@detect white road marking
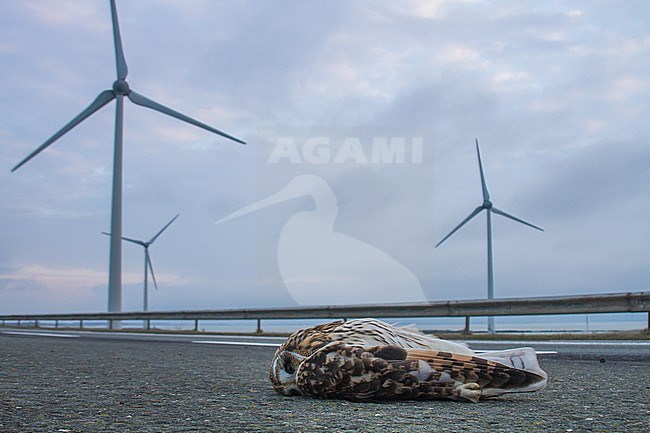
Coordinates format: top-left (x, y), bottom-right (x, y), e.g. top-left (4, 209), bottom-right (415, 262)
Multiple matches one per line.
top-left (474, 349), bottom-right (557, 355)
top-left (1, 331), bottom-right (79, 338)
top-left (48, 329), bottom-right (287, 341)
top-left (205, 335), bottom-right (286, 341)
top-left (193, 340), bottom-right (279, 347)
top-left (546, 341), bottom-right (650, 346)
top-left (464, 340), bottom-right (650, 347)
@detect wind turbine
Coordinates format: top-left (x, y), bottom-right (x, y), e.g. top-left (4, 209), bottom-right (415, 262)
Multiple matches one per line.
top-left (103, 214), bottom-right (179, 311)
top-left (217, 175), bottom-right (427, 305)
top-left (11, 0), bottom-right (245, 320)
top-left (436, 139), bottom-right (543, 333)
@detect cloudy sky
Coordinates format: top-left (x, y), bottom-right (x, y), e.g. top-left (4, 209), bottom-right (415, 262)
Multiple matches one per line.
top-left (1, 0), bottom-right (648, 316)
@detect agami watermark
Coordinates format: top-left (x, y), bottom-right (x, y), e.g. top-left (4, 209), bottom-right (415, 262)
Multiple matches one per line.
top-left (267, 136), bottom-right (424, 164)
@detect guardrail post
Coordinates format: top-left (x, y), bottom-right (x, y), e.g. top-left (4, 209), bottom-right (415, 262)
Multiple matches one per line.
top-left (462, 316), bottom-right (471, 334)
top-left (256, 319), bottom-right (263, 334)
top-left (194, 319), bottom-right (199, 332)
top-left (55, 320), bottom-right (59, 329)
top-left (108, 320), bottom-right (122, 330)
top-left (35, 320), bottom-right (40, 329)
top-left (80, 320), bottom-right (83, 329)
top-left (145, 320), bottom-right (151, 331)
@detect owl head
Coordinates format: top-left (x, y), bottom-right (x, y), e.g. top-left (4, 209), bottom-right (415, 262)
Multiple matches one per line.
top-left (269, 347), bottom-right (305, 396)
top-left (269, 320), bottom-right (344, 395)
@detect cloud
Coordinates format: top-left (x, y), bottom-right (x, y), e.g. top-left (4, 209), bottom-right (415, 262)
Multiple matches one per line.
top-left (23, 1), bottom-right (107, 32)
top-left (523, 138), bottom-right (649, 221)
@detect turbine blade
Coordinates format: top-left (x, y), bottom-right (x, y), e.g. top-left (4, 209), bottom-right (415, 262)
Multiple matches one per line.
top-left (127, 91), bottom-right (246, 144)
top-left (122, 236), bottom-right (147, 246)
top-left (103, 231), bottom-right (147, 246)
top-left (475, 139), bottom-right (490, 202)
top-left (435, 206), bottom-right (484, 247)
top-left (491, 207), bottom-right (544, 231)
top-left (146, 251), bottom-right (159, 290)
top-left (148, 214), bottom-right (180, 244)
top-left (12, 90), bottom-right (115, 172)
top-left (110, 0), bottom-right (128, 80)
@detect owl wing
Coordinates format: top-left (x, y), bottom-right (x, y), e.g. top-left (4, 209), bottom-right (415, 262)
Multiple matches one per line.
top-left (329, 318), bottom-right (476, 355)
top-left (405, 348), bottom-right (547, 398)
top-left (296, 342), bottom-right (546, 402)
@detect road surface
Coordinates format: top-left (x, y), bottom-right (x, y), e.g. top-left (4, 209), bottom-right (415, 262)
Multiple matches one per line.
top-left (1, 329), bottom-right (648, 432)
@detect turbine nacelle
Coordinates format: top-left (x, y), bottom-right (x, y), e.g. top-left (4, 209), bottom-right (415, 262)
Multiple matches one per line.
top-left (112, 79), bottom-right (131, 95)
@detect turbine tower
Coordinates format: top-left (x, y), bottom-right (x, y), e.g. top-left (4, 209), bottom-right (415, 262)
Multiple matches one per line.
top-left (103, 214), bottom-right (179, 311)
top-left (11, 0), bottom-right (245, 322)
top-left (436, 139), bottom-right (543, 333)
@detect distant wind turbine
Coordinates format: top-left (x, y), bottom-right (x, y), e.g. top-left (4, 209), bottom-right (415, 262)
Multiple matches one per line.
top-left (103, 214), bottom-right (179, 311)
top-left (436, 139), bottom-right (543, 333)
top-left (11, 0), bottom-right (244, 319)
top-left (217, 175), bottom-right (427, 305)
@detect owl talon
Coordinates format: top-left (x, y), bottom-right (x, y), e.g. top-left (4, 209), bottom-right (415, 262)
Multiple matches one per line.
top-left (457, 383), bottom-right (481, 403)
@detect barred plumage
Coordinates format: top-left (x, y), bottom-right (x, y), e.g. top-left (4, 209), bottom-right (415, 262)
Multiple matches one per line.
top-left (270, 318), bottom-right (547, 402)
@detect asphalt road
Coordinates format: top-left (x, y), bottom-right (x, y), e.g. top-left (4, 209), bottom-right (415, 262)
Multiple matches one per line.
top-left (1, 330), bottom-right (648, 432)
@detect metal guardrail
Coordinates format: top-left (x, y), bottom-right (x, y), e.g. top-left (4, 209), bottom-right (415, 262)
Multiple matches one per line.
top-left (0, 292), bottom-right (648, 332)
